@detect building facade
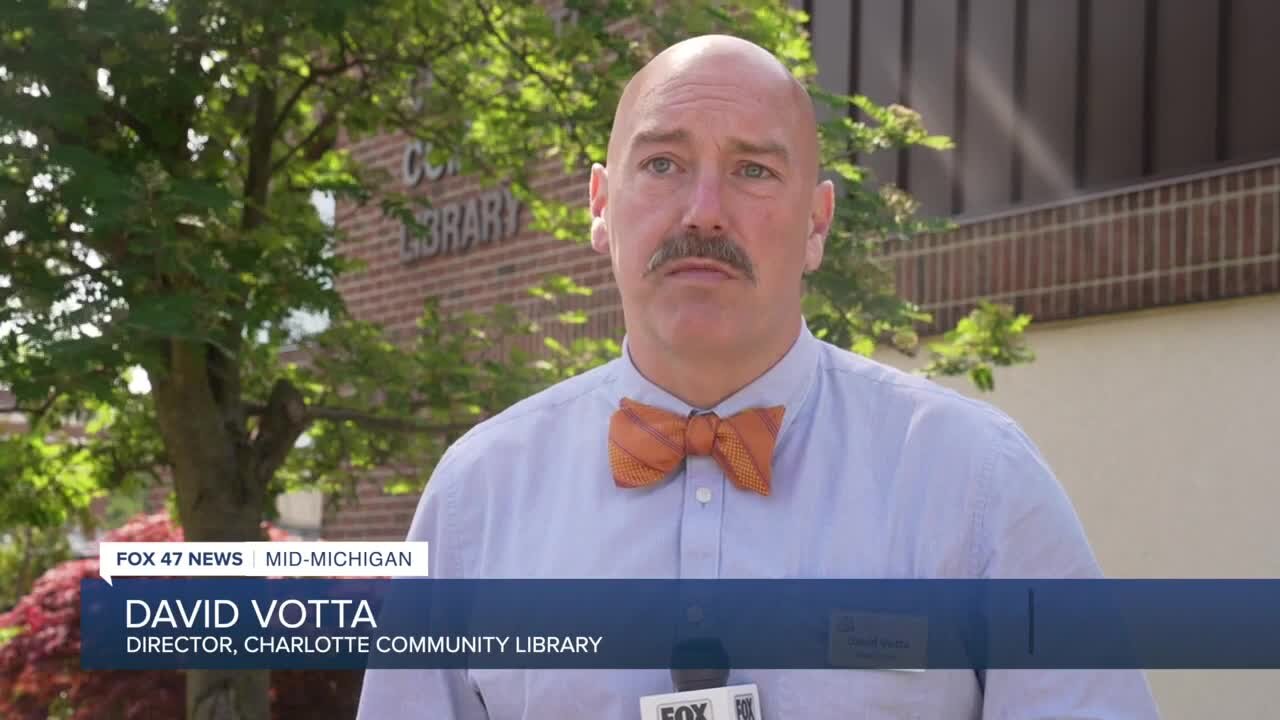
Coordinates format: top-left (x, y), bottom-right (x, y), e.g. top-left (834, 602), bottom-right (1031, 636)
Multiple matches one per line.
top-left (328, 2), bottom-right (1280, 716)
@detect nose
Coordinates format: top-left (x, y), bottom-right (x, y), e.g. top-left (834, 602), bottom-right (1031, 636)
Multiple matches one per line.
top-left (680, 169), bottom-right (725, 234)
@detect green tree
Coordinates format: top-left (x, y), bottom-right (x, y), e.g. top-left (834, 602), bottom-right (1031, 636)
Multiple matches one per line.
top-left (0, 525), bottom-right (71, 610)
top-left (0, 1), bottom-right (1031, 718)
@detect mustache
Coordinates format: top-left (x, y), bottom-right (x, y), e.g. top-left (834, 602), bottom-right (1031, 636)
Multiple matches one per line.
top-left (644, 230), bottom-right (756, 283)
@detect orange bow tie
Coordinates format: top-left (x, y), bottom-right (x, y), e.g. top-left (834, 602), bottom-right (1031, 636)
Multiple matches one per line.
top-left (608, 397), bottom-right (785, 496)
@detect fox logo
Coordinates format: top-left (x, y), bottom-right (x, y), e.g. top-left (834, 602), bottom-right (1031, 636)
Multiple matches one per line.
top-left (659, 701), bottom-right (710, 720)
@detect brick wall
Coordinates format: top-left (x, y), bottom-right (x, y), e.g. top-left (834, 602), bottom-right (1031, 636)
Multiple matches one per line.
top-left (320, 470), bottom-right (422, 541)
top-left (887, 161), bottom-right (1280, 335)
top-left (324, 130), bottom-right (622, 539)
top-left (335, 132), bottom-right (621, 345)
top-left (328, 129), bottom-right (1279, 540)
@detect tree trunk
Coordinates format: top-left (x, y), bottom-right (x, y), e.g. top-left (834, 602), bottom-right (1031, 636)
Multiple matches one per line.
top-left (185, 666), bottom-right (272, 720)
top-left (146, 16), bottom-right (292, 718)
top-left (151, 339), bottom-right (308, 720)
top-left (177, 453), bottom-right (269, 720)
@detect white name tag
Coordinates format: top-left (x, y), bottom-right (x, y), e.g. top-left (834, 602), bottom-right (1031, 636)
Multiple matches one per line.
top-left (827, 610), bottom-right (929, 672)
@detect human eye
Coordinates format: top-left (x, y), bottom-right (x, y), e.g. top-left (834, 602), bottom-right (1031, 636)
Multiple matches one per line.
top-left (739, 162), bottom-right (776, 180)
top-left (643, 156), bottom-right (676, 175)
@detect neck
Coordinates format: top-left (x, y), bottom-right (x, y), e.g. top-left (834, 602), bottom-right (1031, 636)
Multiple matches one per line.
top-left (627, 321), bottom-right (802, 409)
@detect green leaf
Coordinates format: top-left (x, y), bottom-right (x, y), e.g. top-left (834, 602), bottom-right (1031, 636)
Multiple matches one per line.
top-left (0, 0), bottom-right (1035, 618)
top-left (123, 294), bottom-right (202, 337)
top-left (970, 366), bottom-right (994, 392)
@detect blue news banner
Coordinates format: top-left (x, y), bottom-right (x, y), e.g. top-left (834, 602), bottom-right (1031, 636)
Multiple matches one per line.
top-left (81, 579), bottom-right (1280, 671)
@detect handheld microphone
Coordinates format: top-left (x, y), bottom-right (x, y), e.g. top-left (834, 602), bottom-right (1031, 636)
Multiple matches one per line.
top-left (639, 639), bottom-right (762, 720)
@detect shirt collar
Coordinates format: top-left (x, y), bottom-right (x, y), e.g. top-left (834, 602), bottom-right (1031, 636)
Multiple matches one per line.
top-left (606, 317), bottom-right (821, 439)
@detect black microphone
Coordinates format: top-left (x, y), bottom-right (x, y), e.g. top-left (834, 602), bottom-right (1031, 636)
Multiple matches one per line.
top-left (640, 638), bottom-right (762, 719)
top-left (671, 637), bottom-right (731, 691)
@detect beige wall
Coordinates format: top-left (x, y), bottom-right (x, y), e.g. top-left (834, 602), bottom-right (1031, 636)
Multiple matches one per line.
top-left (275, 489), bottom-right (324, 537)
top-left (877, 293), bottom-right (1280, 718)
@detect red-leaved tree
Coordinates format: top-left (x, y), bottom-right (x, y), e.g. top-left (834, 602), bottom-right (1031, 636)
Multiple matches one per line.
top-left (0, 513), bottom-right (362, 719)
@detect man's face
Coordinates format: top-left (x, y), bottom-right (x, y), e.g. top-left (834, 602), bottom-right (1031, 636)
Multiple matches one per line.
top-left (590, 47), bottom-right (833, 361)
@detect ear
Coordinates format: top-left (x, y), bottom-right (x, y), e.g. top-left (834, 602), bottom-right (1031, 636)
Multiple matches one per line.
top-left (804, 179), bottom-right (835, 272)
top-left (589, 163), bottom-right (609, 255)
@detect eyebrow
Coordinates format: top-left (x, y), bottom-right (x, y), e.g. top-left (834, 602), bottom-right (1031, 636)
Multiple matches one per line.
top-left (630, 128), bottom-right (792, 166)
top-left (726, 137), bottom-right (790, 166)
top-left (630, 128), bottom-right (692, 150)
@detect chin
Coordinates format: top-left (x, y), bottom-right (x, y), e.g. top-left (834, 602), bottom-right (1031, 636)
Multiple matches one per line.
top-left (658, 319), bottom-right (741, 355)
top-left (644, 297), bottom-right (759, 352)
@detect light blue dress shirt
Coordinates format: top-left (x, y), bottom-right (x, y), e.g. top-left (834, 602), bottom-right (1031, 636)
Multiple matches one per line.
top-left (357, 321), bottom-right (1160, 719)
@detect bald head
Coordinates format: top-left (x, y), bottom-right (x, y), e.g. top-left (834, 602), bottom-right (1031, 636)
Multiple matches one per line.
top-left (607, 35), bottom-right (821, 181)
top-left (586, 35), bottom-right (836, 403)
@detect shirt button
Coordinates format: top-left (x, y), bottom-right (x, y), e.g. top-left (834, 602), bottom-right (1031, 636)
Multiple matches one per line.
top-left (695, 487), bottom-right (712, 504)
top-left (687, 605), bottom-right (704, 624)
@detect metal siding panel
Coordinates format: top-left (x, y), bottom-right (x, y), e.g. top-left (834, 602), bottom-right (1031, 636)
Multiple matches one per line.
top-left (811, 0), bottom-right (854, 120)
top-left (1227, 0), bottom-right (1280, 161)
top-left (1153, 0), bottom-right (1219, 175)
top-left (1022, 0), bottom-right (1080, 203)
top-left (907, 0), bottom-right (960, 217)
top-left (858, 0), bottom-right (905, 187)
top-left (1084, 0), bottom-right (1145, 187)
top-left (959, 0), bottom-right (1017, 214)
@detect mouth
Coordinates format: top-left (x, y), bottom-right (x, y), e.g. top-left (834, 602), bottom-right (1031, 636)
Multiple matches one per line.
top-left (662, 259), bottom-right (741, 281)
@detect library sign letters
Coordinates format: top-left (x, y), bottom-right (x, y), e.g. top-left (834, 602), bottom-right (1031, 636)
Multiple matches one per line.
top-left (396, 6), bottom-right (580, 265)
top-left (398, 140), bottom-right (522, 264)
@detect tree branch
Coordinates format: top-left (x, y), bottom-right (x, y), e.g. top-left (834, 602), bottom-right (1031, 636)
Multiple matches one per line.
top-left (29, 391), bottom-right (59, 426)
top-left (471, 0), bottom-right (593, 159)
top-left (0, 391), bottom-right (61, 424)
top-left (249, 378), bottom-right (308, 487)
top-left (239, 30), bottom-right (284, 235)
top-left (270, 110), bottom-right (338, 176)
top-left (270, 35), bottom-right (360, 136)
top-left (308, 406), bottom-right (476, 435)
top-left (244, 401), bottom-right (475, 435)
top-left (102, 450), bottom-right (171, 488)
top-left (101, 101), bottom-right (159, 154)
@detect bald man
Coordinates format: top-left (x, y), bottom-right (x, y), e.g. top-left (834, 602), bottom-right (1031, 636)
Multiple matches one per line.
top-left (357, 35), bottom-right (1159, 719)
